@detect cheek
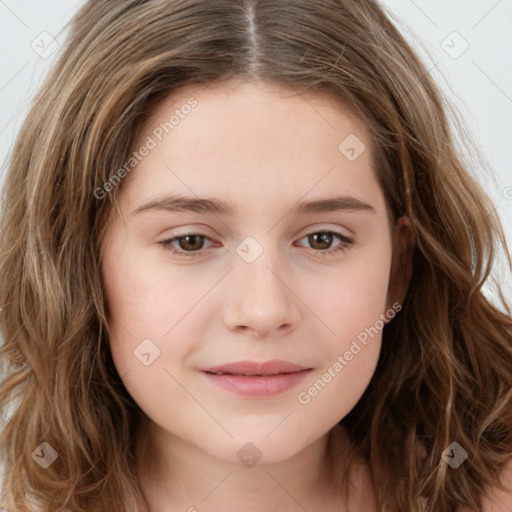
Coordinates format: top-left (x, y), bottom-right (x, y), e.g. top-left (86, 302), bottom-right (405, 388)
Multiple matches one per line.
top-left (103, 239), bottom-right (209, 323)
top-left (101, 251), bottom-right (191, 420)
top-left (312, 243), bottom-right (392, 350)
top-left (294, 243), bottom-right (392, 414)
top-left (101, 241), bottom-right (212, 386)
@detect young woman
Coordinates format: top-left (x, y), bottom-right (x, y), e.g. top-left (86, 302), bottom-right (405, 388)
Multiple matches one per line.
top-left (1, 1), bottom-right (511, 511)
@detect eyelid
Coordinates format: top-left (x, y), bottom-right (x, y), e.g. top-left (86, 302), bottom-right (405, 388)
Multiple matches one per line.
top-left (162, 223), bottom-right (353, 240)
top-left (158, 225), bottom-right (356, 259)
top-left (297, 223), bottom-right (354, 238)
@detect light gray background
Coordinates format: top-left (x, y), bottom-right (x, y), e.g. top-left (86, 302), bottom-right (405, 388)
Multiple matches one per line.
top-left (0, 0), bottom-right (511, 492)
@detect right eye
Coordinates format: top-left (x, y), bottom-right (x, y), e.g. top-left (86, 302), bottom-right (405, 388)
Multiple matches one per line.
top-left (158, 232), bottom-right (214, 258)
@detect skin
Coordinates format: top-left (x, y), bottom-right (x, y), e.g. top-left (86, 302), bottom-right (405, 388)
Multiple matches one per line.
top-left (100, 79), bottom-right (414, 511)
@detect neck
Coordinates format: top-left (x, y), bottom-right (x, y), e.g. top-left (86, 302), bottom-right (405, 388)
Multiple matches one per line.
top-left (135, 418), bottom-right (353, 512)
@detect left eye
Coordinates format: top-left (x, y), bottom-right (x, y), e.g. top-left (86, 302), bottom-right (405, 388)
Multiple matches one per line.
top-left (158, 230), bottom-right (355, 258)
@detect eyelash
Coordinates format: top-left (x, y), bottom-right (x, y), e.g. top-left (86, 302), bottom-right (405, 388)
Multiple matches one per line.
top-left (158, 230), bottom-right (355, 258)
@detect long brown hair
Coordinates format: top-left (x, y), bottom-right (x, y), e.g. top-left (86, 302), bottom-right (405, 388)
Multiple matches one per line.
top-left (1, 1), bottom-right (511, 510)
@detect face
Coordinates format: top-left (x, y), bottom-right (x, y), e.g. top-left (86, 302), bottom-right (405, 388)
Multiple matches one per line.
top-left (100, 79), bottom-right (411, 466)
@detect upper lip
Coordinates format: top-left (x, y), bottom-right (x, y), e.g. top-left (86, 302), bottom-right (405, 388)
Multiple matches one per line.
top-left (201, 359), bottom-right (311, 376)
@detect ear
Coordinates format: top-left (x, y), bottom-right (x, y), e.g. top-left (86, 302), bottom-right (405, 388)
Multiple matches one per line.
top-left (386, 216), bottom-right (414, 317)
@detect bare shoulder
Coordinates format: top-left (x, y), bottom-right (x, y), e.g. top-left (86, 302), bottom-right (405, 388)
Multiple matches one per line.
top-left (457, 459), bottom-right (512, 512)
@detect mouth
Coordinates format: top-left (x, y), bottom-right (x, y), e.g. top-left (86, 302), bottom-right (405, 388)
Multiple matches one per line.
top-left (200, 360), bottom-right (312, 397)
top-left (201, 359), bottom-right (311, 376)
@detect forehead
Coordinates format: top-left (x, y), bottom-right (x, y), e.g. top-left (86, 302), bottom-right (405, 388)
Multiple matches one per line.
top-left (118, 79), bottom-right (384, 217)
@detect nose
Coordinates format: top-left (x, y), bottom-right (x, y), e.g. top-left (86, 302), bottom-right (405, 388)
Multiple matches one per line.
top-left (223, 248), bottom-right (302, 338)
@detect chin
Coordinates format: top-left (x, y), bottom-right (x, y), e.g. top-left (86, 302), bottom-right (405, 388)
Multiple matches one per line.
top-left (204, 432), bottom-right (309, 468)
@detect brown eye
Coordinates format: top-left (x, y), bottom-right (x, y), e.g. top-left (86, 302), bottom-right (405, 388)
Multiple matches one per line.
top-left (175, 234), bottom-right (206, 251)
top-left (297, 230), bottom-right (354, 256)
top-left (159, 230), bottom-right (355, 259)
top-left (308, 232), bottom-right (334, 250)
top-left (159, 232), bottom-right (213, 258)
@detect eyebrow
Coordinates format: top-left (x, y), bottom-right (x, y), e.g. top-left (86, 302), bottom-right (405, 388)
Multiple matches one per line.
top-left (131, 193), bottom-right (376, 216)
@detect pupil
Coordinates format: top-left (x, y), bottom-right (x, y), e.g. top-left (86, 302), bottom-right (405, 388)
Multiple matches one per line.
top-left (181, 235), bottom-right (203, 251)
top-left (311, 232), bottom-right (332, 250)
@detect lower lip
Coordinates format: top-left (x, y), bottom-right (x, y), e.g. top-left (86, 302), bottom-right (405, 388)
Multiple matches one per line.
top-left (201, 369), bottom-right (312, 398)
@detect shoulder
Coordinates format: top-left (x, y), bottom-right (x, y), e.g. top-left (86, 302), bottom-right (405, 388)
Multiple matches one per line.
top-left (347, 457), bottom-right (512, 512)
top-left (457, 459), bottom-right (512, 512)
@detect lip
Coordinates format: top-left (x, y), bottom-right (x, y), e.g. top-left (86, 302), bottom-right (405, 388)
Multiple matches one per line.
top-left (200, 359), bottom-right (312, 398)
top-left (201, 359), bottom-right (310, 376)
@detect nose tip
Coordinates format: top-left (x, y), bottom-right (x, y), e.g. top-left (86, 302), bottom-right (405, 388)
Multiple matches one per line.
top-left (233, 321), bottom-right (293, 337)
top-left (224, 254), bottom-right (301, 337)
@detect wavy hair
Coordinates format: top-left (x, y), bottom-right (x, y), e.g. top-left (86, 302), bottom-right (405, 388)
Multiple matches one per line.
top-left (1, 1), bottom-right (511, 510)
